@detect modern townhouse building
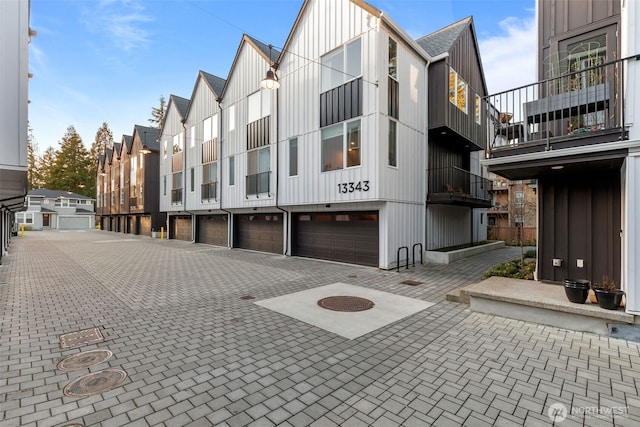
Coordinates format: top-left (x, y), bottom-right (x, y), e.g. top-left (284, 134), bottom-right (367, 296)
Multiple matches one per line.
top-left (17, 189), bottom-right (95, 230)
top-left (97, 126), bottom-right (163, 236)
top-left (0, 0), bottom-right (32, 263)
top-left (155, 0), bottom-right (489, 269)
top-left (483, 0), bottom-right (640, 313)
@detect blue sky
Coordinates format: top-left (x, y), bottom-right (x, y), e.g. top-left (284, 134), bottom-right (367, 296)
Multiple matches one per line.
top-left (29, 0), bottom-right (536, 152)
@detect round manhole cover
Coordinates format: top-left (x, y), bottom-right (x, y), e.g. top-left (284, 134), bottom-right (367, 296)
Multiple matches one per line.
top-left (57, 349), bottom-right (113, 372)
top-left (63, 369), bottom-right (127, 398)
top-left (317, 296), bottom-right (374, 312)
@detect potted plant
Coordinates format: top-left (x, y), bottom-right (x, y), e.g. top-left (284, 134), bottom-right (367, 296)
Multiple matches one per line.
top-left (564, 279), bottom-right (591, 304)
top-left (592, 276), bottom-right (625, 310)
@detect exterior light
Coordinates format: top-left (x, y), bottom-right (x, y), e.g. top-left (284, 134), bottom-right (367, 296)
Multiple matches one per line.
top-left (140, 147), bottom-right (152, 154)
top-left (551, 165), bottom-right (564, 170)
top-left (260, 69), bottom-right (280, 90)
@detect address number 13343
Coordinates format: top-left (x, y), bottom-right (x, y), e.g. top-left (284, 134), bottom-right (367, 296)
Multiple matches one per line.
top-left (337, 180), bottom-right (370, 193)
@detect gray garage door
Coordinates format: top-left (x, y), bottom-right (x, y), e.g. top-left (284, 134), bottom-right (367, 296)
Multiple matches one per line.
top-left (170, 216), bottom-right (192, 241)
top-left (293, 211), bottom-right (379, 267)
top-left (197, 215), bottom-right (228, 246)
top-left (59, 216), bottom-right (91, 230)
top-left (235, 214), bottom-right (283, 254)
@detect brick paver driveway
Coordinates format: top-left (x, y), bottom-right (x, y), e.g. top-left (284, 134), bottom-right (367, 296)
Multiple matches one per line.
top-left (1, 230), bottom-right (639, 426)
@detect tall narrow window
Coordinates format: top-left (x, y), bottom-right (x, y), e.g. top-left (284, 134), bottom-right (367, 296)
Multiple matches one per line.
top-left (388, 38), bottom-right (397, 79)
top-left (190, 168), bottom-right (195, 192)
top-left (449, 68), bottom-right (468, 113)
top-left (289, 138), bottom-right (298, 176)
top-left (388, 120), bottom-right (397, 167)
top-left (346, 120), bottom-right (360, 167)
top-left (228, 105), bottom-right (236, 131)
top-left (163, 176), bottom-right (167, 196)
top-left (229, 156), bottom-right (235, 186)
top-left (475, 94), bottom-right (481, 124)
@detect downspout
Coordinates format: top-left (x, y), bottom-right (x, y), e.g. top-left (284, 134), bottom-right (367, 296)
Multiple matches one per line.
top-left (273, 80), bottom-right (289, 256)
top-left (181, 119), bottom-right (196, 243)
top-left (216, 98), bottom-right (233, 249)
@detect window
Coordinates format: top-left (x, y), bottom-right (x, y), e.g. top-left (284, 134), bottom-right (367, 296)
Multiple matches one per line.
top-left (173, 172), bottom-right (182, 189)
top-left (289, 138), bottom-right (298, 176)
top-left (515, 190), bottom-right (524, 208)
top-left (321, 38), bottom-right (361, 92)
top-left (139, 153), bottom-right (144, 169)
top-left (388, 38), bottom-right (397, 79)
top-left (190, 168), bottom-right (195, 192)
top-left (202, 163), bottom-right (217, 200)
top-left (229, 156), bottom-right (235, 186)
top-left (163, 139), bottom-right (168, 158)
top-left (173, 134), bottom-right (183, 154)
top-left (119, 165), bottom-right (124, 202)
top-left (228, 105), bottom-right (236, 131)
top-left (163, 176), bottom-right (167, 196)
top-left (247, 90), bottom-right (271, 123)
top-left (130, 157), bottom-right (137, 188)
top-left (449, 68), bottom-right (468, 113)
top-left (321, 119), bottom-right (361, 172)
top-left (247, 147), bottom-right (270, 194)
top-left (475, 94), bottom-right (481, 125)
top-left (388, 120), bottom-right (397, 167)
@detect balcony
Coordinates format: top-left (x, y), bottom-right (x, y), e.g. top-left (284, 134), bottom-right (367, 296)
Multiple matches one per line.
top-left (488, 204), bottom-right (509, 215)
top-left (427, 166), bottom-right (492, 208)
top-left (485, 57), bottom-right (626, 160)
top-left (201, 182), bottom-right (217, 202)
top-left (246, 171), bottom-right (270, 196)
top-left (171, 188), bottom-right (182, 205)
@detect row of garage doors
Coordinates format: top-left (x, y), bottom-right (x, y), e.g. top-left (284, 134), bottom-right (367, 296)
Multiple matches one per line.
top-left (169, 211), bottom-right (379, 267)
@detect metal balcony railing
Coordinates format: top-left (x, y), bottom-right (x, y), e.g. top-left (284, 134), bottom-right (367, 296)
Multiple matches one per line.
top-left (201, 182), bottom-right (217, 202)
top-left (171, 188), bottom-right (182, 205)
top-left (428, 166), bottom-right (492, 201)
top-left (246, 171), bottom-right (271, 196)
top-left (485, 57), bottom-right (628, 155)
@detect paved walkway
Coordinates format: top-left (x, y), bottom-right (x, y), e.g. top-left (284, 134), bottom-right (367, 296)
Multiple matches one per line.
top-left (1, 231), bottom-right (639, 426)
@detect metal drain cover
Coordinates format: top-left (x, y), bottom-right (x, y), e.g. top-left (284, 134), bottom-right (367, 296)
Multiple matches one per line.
top-left (400, 280), bottom-right (423, 286)
top-left (317, 296), bottom-right (374, 312)
top-left (57, 349), bottom-right (113, 372)
top-left (63, 369), bottom-right (127, 398)
top-left (59, 328), bottom-right (104, 349)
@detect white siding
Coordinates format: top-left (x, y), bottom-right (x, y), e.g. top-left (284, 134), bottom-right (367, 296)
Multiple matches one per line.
top-left (380, 201), bottom-right (424, 269)
top-left (159, 98), bottom-right (187, 213)
top-left (221, 40), bottom-right (276, 209)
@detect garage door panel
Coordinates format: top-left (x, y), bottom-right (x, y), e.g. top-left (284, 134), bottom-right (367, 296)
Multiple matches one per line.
top-left (293, 211), bottom-right (378, 267)
top-left (197, 215), bottom-right (228, 246)
top-left (235, 214), bottom-right (283, 254)
top-left (171, 217), bottom-right (192, 241)
top-left (140, 216), bottom-right (151, 236)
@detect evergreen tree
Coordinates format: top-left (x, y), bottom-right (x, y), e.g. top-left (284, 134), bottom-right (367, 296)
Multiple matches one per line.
top-left (89, 122), bottom-right (114, 197)
top-left (149, 95), bottom-right (166, 128)
top-left (27, 123), bottom-right (42, 190)
top-left (39, 146), bottom-right (57, 190)
top-left (49, 126), bottom-right (92, 197)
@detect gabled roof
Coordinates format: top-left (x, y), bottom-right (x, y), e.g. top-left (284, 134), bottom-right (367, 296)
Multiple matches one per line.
top-left (106, 147), bottom-right (113, 165)
top-left (170, 94), bottom-right (190, 120)
top-left (221, 34), bottom-right (281, 98)
top-left (416, 16), bottom-right (488, 94)
top-left (278, 0), bottom-right (431, 66)
top-left (113, 142), bottom-right (122, 159)
top-left (98, 154), bottom-right (105, 171)
top-left (183, 71), bottom-right (226, 119)
top-left (28, 188), bottom-right (93, 200)
top-left (415, 16), bottom-right (471, 57)
top-left (122, 135), bottom-right (133, 154)
top-left (133, 125), bottom-right (160, 151)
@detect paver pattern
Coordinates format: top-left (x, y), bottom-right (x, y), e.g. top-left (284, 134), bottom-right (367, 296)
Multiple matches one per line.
top-left (1, 230), bottom-right (639, 426)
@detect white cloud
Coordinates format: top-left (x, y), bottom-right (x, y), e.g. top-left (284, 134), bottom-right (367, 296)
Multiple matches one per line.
top-left (479, 14), bottom-right (537, 94)
top-left (82, 0), bottom-right (153, 52)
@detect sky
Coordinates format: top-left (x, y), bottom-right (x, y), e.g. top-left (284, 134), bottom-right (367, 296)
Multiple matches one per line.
top-left (28, 0), bottom-right (536, 152)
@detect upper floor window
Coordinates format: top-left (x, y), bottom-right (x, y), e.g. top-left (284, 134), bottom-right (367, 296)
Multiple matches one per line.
top-left (247, 90), bottom-right (271, 123)
top-left (449, 68), bottom-right (468, 114)
top-left (228, 105), bottom-right (236, 131)
top-left (190, 126), bottom-right (195, 148)
top-left (321, 38), bottom-right (361, 93)
top-left (475, 94), bottom-right (481, 125)
top-left (173, 134), bottom-right (183, 154)
top-left (388, 38), bottom-right (397, 79)
top-left (321, 119), bottom-right (361, 172)
top-left (163, 138), bottom-right (168, 158)
top-left (289, 138), bottom-right (298, 177)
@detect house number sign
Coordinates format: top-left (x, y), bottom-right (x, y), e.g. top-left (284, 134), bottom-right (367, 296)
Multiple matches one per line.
top-left (337, 180), bottom-right (370, 193)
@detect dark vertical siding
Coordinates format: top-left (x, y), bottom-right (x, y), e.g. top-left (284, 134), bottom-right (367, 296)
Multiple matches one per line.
top-left (320, 78), bottom-right (363, 127)
top-left (143, 151), bottom-right (162, 231)
top-left (428, 142), bottom-right (466, 171)
top-left (538, 171), bottom-right (621, 285)
top-left (428, 62), bottom-right (447, 129)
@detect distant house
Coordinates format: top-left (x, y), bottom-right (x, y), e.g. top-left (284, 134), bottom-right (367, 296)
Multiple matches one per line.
top-left (17, 189), bottom-right (95, 230)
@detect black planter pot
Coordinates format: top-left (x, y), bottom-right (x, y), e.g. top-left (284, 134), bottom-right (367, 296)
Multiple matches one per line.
top-left (564, 279), bottom-right (590, 304)
top-left (594, 289), bottom-right (625, 310)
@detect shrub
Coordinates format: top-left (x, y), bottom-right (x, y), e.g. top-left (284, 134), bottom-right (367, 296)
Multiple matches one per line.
top-left (524, 249), bottom-right (536, 259)
top-left (484, 259), bottom-right (535, 280)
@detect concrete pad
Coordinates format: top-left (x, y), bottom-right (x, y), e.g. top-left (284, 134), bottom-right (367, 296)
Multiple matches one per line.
top-left (254, 283), bottom-right (435, 339)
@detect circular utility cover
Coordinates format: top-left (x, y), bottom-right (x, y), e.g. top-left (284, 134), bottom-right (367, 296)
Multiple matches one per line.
top-left (317, 296), bottom-right (374, 312)
top-left (57, 349), bottom-right (113, 372)
top-left (63, 369), bottom-right (127, 398)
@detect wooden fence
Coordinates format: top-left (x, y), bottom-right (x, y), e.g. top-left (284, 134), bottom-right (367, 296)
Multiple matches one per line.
top-left (488, 227), bottom-right (536, 244)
